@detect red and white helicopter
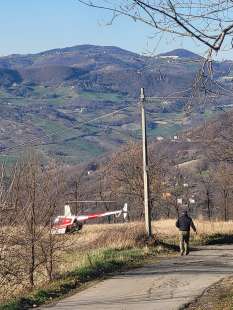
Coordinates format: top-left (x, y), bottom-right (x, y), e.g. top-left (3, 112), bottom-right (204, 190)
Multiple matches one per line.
top-left (52, 202), bottom-right (128, 234)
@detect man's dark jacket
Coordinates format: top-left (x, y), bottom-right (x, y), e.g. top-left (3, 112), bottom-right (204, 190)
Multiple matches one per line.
top-left (176, 214), bottom-right (196, 232)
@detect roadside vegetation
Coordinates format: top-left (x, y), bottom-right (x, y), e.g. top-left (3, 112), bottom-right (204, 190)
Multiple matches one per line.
top-left (2, 220), bottom-right (233, 309)
top-left (2, 125), bottom-right (233, 309)
top-left (0, 222), bottom-right (167, 309)
top-left (185, 277), bottom-right (233, 310)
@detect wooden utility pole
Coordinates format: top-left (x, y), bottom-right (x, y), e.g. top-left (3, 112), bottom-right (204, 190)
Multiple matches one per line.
top-left (140, 88), bottom-right (152, 238)
top-left (75, 180), bottom-right (79, 214)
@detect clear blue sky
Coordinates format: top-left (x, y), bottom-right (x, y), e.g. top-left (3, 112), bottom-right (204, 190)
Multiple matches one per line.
top-left (1, 0), bottom-right (232, 60)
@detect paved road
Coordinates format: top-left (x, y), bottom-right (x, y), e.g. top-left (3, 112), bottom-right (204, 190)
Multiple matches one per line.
top-left (42, 245), bottom-right (233, 310)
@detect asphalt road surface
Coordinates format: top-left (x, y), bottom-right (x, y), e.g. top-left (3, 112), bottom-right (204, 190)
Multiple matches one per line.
top-left (42, 245), bottom-right (233, 310)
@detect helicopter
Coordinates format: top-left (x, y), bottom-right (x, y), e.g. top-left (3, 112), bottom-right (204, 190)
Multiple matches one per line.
top-left (52, 202), bottom-right (128, 234)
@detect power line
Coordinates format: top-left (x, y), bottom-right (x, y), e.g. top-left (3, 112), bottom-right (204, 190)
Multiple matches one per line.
top-left (74, 105), bottom-right (135, 128)
top-left (2, 82), bottom-right (233, 105)
top-left (0, 91), bottom-right (230, 155)
top-left (83, 122), bottom-right (141, 140)
top-left (0, 104), bottom-right (138, 154)
top-left (2, 76), bottom-right (233, 156)
top-left (68, 200), bottom-right (116, 203)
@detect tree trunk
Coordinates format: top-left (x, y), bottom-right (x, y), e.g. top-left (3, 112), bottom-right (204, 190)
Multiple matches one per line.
top-left (206, 189), bottom-right (211, 221)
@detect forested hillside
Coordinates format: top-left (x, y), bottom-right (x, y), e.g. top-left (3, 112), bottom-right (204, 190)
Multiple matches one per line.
top-left (0, 44), bottom-right (232, 164)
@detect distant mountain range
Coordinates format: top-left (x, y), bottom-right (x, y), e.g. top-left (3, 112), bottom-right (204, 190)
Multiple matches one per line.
top-left (0, 45), bottom-right (231, 96)
top-left (158, 49), bottom-right (202, 59)
top-left (0, 45), bottom-right (232, 165)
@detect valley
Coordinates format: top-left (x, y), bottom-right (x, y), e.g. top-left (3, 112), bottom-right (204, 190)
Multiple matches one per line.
top-left (0, 45), bottom-right (232, 165)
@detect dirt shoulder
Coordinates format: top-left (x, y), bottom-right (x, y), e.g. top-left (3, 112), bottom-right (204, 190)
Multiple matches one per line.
top-left (184, 276), bottom-right (233, 310)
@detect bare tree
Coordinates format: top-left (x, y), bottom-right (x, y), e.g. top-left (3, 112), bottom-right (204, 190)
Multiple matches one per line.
top-left (65, 168), bottom-right (86, 214)
top-left (203, 112), bottom-right (233, 164)
top-left (104, 142), bottom-right (166, 219)
top-left (199, 170), bottom-right (214, 220)
top-left (78, 0), bottom-right (233, 54)
top-left (4, 152), bottom-right (65, 289)
top-left (0, 164), bottom-right (24, 300)
top-left (213, 162), bottom-right (233, 221)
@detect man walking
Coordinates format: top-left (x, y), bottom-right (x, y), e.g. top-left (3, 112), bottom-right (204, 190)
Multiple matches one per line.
top-left (176, 210), bottom-right (197, 256)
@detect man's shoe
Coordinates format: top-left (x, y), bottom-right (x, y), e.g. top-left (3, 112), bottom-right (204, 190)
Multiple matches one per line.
top-left (180, 252), bottom-right (184, 256)
top-left (185, 251), bottom-right (189, 256)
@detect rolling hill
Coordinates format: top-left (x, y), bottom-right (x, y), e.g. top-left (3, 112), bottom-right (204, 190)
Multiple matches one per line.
top-left (0, 44), bottom-right (232, 165)
top-left (158, 49), bottom-right (202, 59)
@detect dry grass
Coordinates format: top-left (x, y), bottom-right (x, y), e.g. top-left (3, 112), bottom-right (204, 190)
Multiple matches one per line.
top-left (2, 219), bottom-right (233, 306)
top-left (195, 220), bottom-right (233, 235)
top-left (186, 277), bottom-right (233, 310)
top-left (59, 219), bottom-right (233, 274)
top-left (69, 219), bottom-right (233, 246)
top-left (59, 222), bottom-right (146, 274)
top-left (153, 219), bottom-right (233, 237)
top-left (67, 222), bottom-right (146, 250)
top-left (64, 219), bottom-right (233, 253)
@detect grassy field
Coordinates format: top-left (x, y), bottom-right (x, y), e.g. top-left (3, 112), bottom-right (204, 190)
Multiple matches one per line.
top-left (1, 85), bottom-right (224, 166)
top-left (2, 219), bottom-right (233, 309)
top-left (79, 91), bottom-right (124, 102)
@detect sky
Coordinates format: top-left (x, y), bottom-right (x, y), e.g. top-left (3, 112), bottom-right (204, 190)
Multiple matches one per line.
top-left (1, 0), bottom-right (232, 60)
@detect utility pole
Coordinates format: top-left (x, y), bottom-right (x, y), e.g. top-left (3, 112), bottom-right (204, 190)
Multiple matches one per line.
top-left (75, 180), bottom-right (79, 214)
top-left (140, 88), bottom-right (152, 238)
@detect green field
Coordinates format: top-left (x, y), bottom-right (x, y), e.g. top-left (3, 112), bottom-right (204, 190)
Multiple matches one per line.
top-left (0, 84), bottom-right (229, 166)
top-left (79, 91), bottom-right (125, 102)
